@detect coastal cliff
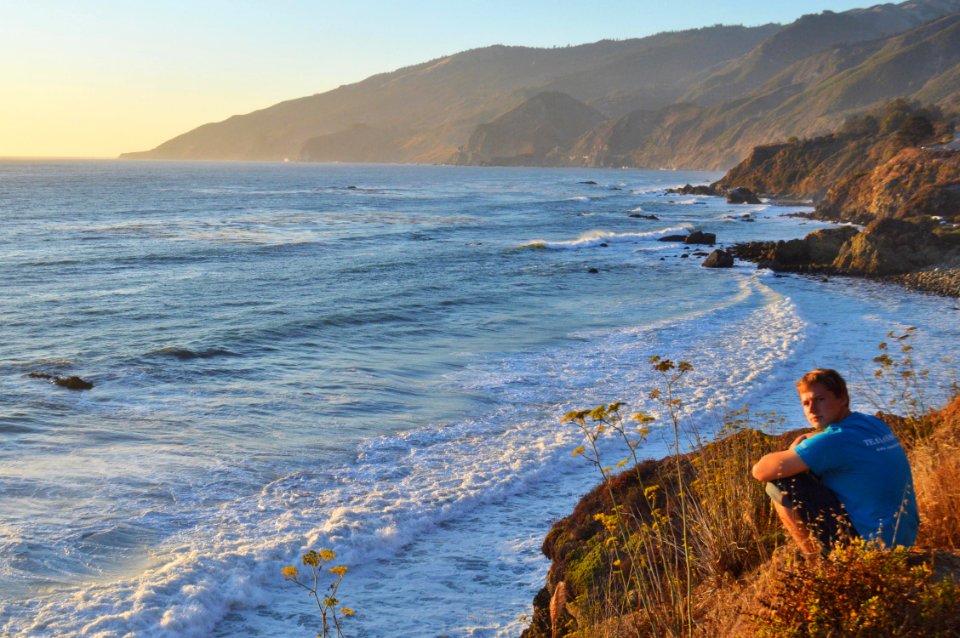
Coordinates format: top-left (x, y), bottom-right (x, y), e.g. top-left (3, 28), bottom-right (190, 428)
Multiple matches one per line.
top-left (706, 99), bottom-right (960, 295)
top-left (523, 396), bottom-right (960, 637)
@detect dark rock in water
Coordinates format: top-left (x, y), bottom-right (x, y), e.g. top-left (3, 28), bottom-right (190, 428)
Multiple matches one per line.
top-left (660, 257), bottom-right (666, 260)
top-left (702, 249), bottom-right (735, 268)
top-left (578, 180), bottom-right (598, 185)
top-left (29, 371), bottom-right (94, 390)
top-left (667, 183), bottom-right (718, 196)
top-left (587, 267), bottom-right (600, 274)
top-left (55, 376), bottom-right (94, 391)
top-left (730, 226), bottom-right (859, 270)
top-left (727, 187), bottom-right (761, 204)
top-left (599, 242), bottom-right (609, 247)
top-left (658, 235), bottom-right (687, 242)
top-left (628, 213), bottom-right (659, 220)
top-left (346, 185), bottom-right (358, 190)
top-left (692, 251), bottom-right (710, 257)
top-left (684, 231), bottom-right (716, 245)
top-left (609, 186), bottom-right (622, 191)
top-left (680, 253), bottom-right (690, 258)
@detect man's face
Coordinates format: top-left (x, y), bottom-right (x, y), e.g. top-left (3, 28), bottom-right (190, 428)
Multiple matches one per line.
top-left (799, 382), bottom-right (849, 428)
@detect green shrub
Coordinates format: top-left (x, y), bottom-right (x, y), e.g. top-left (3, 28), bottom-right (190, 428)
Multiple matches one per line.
top-left (751, 541), bottom-right (960, 637)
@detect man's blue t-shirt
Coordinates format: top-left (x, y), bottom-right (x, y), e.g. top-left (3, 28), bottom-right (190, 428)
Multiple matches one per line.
top-left (794, 411), bottom-right (919, 547)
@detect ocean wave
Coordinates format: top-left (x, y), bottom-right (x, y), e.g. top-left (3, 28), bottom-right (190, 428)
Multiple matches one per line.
top-left (1, 274), bottom-right (811, 638)
top-left (149, 346), bottom-right (241, 361)
top-left (628, 186), bottom-right (666, 195)
top-left (521, 225), bottom-right (692, 250)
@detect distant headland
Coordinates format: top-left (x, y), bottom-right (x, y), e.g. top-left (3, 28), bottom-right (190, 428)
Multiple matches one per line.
top-left (122, 0), bottom-right (960, 173)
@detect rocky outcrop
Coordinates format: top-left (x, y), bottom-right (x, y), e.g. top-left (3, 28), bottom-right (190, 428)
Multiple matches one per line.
top-left (711, 101), bottom-right (951, 201)
top-left (731, 226), bottom-right (860, 270)
top-left (521, 427), bottom-right (803, 638)
top-left (832, 218), bottom-right (944, 275)
top-left (818, 148), bottom-right (960, 223)
top-left (702, 249), bottom-right (734, 268)
top-left (28, 372), bottom-right (94, 391)
top-left (524, 397), bottom-right (960, 637)
top-left (684, 230), bottom-right (717, 245)
top-left (732, 220), bottom-right (960, 290)
top-left (726, 187), bottom-right (761, 204)
top-left (667, 184), bottom-right (719, 196)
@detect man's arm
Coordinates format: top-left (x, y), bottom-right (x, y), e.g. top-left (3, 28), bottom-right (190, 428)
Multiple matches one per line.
top-left (751, 448), bottom-right (809, 482)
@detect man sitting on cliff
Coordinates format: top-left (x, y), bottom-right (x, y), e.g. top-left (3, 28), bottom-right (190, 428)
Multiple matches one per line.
top-left (752, 369), bottom-right (919, 553)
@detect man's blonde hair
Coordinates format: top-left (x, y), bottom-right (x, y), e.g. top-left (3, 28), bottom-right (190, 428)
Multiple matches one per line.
top-left (796, 368), bottom-right (849, 400)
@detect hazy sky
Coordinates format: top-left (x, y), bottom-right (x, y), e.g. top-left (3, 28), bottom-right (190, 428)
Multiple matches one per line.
top-left (2, 1), bottom-right (875, 158)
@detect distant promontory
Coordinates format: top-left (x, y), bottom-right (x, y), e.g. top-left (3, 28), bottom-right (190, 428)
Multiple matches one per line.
top-left (122, 0), bottom-right (960, 171)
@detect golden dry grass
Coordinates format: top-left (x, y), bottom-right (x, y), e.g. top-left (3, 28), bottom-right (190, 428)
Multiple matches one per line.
top-left (566, 396), bottom-right (960, 638)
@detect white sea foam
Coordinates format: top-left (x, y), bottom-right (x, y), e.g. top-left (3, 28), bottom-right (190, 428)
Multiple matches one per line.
top-left (524, 225), bottom-right (692, 249)
top-left (3, 274), bottom-right (808, 637)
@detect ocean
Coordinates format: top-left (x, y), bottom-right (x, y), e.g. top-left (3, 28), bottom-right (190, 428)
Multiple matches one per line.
top-left (0, 160), bottom-right (957, 637)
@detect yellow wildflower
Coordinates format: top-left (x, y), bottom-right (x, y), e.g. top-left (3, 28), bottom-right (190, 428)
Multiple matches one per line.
top-left (319, 548), bottom-right (336, 562)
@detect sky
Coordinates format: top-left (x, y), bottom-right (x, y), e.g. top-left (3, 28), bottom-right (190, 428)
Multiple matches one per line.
top-left (1, 0), bottom-right (876, 158)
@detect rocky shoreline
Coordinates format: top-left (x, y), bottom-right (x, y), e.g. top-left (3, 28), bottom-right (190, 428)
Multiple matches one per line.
top-left (891, 266), bottom-right (960, 298)
top-left (664, 184), bottom-right (960, 298)
top-left (727, 217), bottom-right (960, 298)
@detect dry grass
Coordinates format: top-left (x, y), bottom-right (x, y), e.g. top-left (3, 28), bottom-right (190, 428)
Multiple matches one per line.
top-left (910, 395), bottom-right (960, 550)
top-left (555, 394), bottom-right (960, 638)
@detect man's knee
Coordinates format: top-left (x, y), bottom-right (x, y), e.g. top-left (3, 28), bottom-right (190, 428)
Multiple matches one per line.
top-left (764, 473), bottom-right (858, 550)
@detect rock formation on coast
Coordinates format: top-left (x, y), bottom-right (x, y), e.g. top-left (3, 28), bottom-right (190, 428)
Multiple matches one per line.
top-left (709, 99), bottom-right (960, 296)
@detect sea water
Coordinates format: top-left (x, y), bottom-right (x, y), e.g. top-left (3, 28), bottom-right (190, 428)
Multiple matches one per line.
top-left (0, 160), bottom-right (957, 637)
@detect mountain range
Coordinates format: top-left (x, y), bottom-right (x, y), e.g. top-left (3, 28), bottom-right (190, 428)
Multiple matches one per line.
top-left (122, 0), bottom-right (960, 170)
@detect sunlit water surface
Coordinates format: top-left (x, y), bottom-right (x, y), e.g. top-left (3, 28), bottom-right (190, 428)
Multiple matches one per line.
top-left (0, 161), bottom-right (956, 637)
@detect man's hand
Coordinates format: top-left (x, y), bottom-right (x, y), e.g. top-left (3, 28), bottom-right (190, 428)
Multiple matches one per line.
top-left (789, 431), bottom-right (818, 450)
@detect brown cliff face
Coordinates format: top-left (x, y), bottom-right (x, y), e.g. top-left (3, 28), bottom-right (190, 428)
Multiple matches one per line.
top-left (832, 217), bottom-right (946, 274)
top-left (712, 135), bottom-right (874, 200)
top-left (711, 100), bottom-right (950, 201)
top-left (819, 148), bottom-right (960, 223)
